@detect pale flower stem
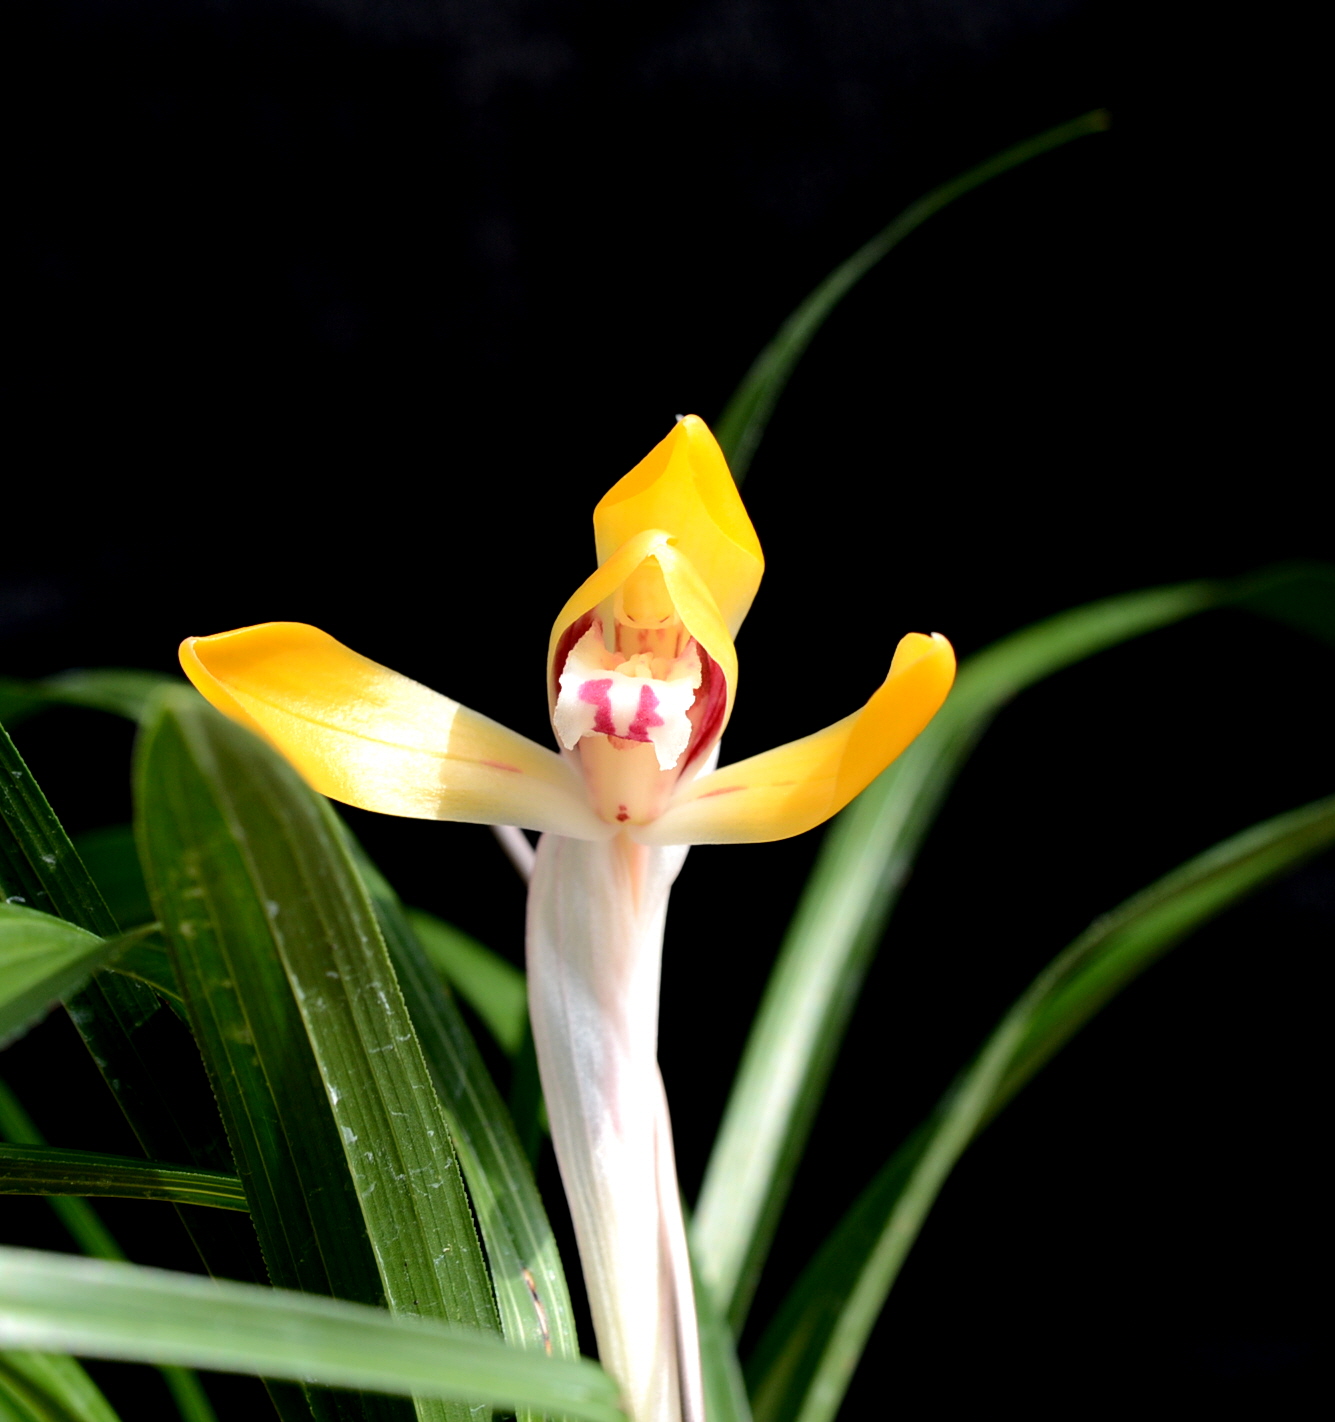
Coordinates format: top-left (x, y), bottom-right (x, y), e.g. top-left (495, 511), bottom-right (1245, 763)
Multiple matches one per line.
top-left (491, 822), bottom-right (537, 881)
top-left (655, 1068), bottom-right (705, 1422)
top-left (526, 832), bottom-right (697, 1422)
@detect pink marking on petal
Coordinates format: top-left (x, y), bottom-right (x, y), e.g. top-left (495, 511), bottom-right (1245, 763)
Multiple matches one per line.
top-left (698, 784), bottom-right (745, 798)
top-left (480, 760), bottom-right (521, 773)
top-left (625, 682), bottom-right (664, 743)
top-left (578, 678), bottom-right (617, 736)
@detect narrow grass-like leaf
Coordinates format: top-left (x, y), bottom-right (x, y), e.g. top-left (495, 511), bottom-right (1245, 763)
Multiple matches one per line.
top-left (105, 941), bottom-right (182, 1006)
top-left (406, 908), bottom-right (527, 1057)
top-left (696, 565), bottom-right (1335, 1329)
top-left (0, 906), bottom-right (127, 1047)
top-left (58, 828), bottom-right (186, 1016)
top-left (0, 672), bottom-right (176, 730)
top-left (0, 723), bottom-right (122, 937)
top-left (0, 1249), bottom-right (623, 1422)
top-left (138, 690), bottom-right (500, 1421)
top-left (0, 719), bottom-right (264, 1330)
top-left (0, 1350), bottom-right (121, 1422)
top-left (1228, 561), bottom-right (1335, 648)
top-left (747, 795), bottom-right (1335, 1422)
top-left (714, 110), bottom-right (1109, 479)
top-left (693, 579), bottom-right (1216, 1324)
top-left (0, 1145), bottom-right (246, 1211)
top-left (0, 1082), bottom-right (122, 1263)
top-left (346, 839), bottom-right (580, 1396)
top-left (0, 1082), bottom-right (218, 1422)
top-left (70, 828), bottom-right (154, 932)
top-left (137, 694), bottom-right (417, 1422)
top-left (690, 1248), bottom-right (751, 1422)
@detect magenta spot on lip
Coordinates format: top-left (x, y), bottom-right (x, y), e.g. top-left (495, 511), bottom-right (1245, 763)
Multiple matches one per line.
top-left (481, 760), bottom-right (522, 773)
top-left (578, 678), bottom-right (617, 736)
top-left (625, 682), bottom-right (663, 743)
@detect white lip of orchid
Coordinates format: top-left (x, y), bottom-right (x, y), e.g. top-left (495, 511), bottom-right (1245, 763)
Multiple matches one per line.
top-left (554, 622), bottom-right (703, 774)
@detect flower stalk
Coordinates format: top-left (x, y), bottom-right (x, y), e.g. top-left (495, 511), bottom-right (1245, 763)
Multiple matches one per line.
top-left (526, 834), bottom-right (697, 1421)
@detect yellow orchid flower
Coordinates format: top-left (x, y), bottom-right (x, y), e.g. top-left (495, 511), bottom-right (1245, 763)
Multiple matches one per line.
top-left (180, 415), bottom-right (955, 1422)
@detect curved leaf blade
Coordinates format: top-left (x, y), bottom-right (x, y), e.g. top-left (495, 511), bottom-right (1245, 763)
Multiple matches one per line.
top-left (0, 905), bottom-right (120, 1047)
top-left (0, 1351), bottom-right (121, 1422)
top-left (0, 1145), bottom-right (246, 1211)
top-left (693, 578), bottom-right (1217, 1325)
top-left (747, 795), bottom-right (1335, 1422)
top-left (344, 837), bottom-right (579, 1422)
top-left (0, 1249), bottom-right (623, 1422)
top-left (0, 673), bottom-right (176, 731)
top-left (696, 562), bottom-right (1335, 1328)
top-left (0, 1085), bottom-right (218, 1422)
top-left (0, 721), bottom-right (262, 1367)
top-left (137, 690), bottom-right (500, 1421)
top-left (715, 111), bottom-right (1110, 479)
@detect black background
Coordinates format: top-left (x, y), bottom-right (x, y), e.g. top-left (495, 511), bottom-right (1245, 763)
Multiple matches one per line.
top-left (2, 0), bottom-right (1328, 1416)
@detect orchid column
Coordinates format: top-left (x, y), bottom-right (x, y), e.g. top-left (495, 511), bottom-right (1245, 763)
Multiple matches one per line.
top-left (179, 416), bottom-right (956, 1422)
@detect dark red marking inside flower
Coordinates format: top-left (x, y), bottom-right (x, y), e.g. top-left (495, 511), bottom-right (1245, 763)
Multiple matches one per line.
top-left (578, 678), bottom-right (617, 735)
top-left (551, 611), bottom-right (596, 704)
top-left (626, 682), bottom-right (663, 742)
top-left (616, 804), bottom-right (630, 822)
top-left (680, 644), bottom-right (728, 774)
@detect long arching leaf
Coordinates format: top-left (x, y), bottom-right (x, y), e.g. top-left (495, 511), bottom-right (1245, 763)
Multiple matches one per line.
top-left (714, 111), bottom-right (1109, 479)
top-left (746, 795), bottom-right (1335, 1422)
top-left (0, 1249), bottom-right (622, 1422)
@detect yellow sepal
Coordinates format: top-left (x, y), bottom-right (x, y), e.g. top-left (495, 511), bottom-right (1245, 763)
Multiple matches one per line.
top-left (593, 416), bottom-right (763, 637)
top-left (547, 531), bottom-right (739, 731)
top-left (635, 632), bottom-right (956, 845)
top-left (181, 623), bottom-right (611, 839)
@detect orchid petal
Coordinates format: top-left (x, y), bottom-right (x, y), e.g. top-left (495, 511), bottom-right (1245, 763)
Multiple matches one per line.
top-left (634, 632), bottom-right (956, 845)
top-left (180, 623), bottom-right (610, 840)
top-left (593, 416), bottom-right (763, 637)
top-left (547, 531), bottom-right (738, 737)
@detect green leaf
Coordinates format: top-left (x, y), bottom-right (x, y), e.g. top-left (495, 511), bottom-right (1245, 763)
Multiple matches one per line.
top-left (0, 1249), bottom-right (623, 1422)
top-left (0, 720), bottom-right (245, 1250)
top-left (690, 1249), bottom-right (751, 1422)
top-left (0, 1350), bottom-right (121, 1422)
top-left (136, 689), bottom-right (500, 1422)
top-left (692, 578), bottom-right (1217, 1327)
top-left (70, 827), bottom-right (155, 932)
top-left (0, 1144), bottom-right (246, 1211)
top-left (714, 110), bottom-right (1110, 480)
top-left (346, 838), bottom-right (580, 1389)
top-left (0, 1080), bottom-right (123, 1263)
top-left (0, 671), bottom-right (177, 728)
top-left (746, 795), bottom-right (1335, 1422)
top-left (1225, 560), bottom-right (1335, 648)
top-left (406, 909), bottom-right (527, 1057)
top-left (0, 905), bottom-right (124, 1047)
top-left (105, 940), bottom-right (182, 1006)
top-left (0, 684), bottom-right (39, 735)
top-left (0, 1083), bottom-right (218, 1422)
top-left (0, 722), bottom-right (122, 937)
top-left (695, 563), bottom-right (1335, 1332)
